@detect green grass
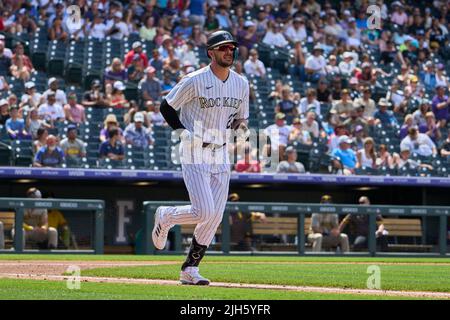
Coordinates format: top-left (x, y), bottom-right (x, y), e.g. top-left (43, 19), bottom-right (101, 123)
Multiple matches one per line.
top-left (81, 262), bottom-right (450, 293)
top-left (0, 254), bottom-right (450, 264)
top-left (0, 278), bottom-right (421, 300)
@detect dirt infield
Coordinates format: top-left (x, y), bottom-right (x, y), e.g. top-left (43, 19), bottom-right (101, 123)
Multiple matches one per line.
top-left (1, 260), bottom-right (449, 299)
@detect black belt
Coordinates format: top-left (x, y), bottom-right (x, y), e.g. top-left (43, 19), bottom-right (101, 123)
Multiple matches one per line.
top-left (202, 142), bottom-right (226, 149)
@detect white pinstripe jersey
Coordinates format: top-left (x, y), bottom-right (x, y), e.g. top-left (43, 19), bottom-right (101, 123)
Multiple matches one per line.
top-left (165, 65), bottom-right (249, 145)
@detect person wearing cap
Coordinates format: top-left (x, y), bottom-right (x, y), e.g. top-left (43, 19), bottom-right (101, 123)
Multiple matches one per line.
top-left (100, 113), bottom-right (124, 143)
top-left (11, 188), bottom-right (58, 250)
top-left (391, 144), bottom-right (424, 171)
top-left (108, 81), bottom-right (129, 109)
top-left (353, 87), bottom-right (376, 121)
top-left (374, 98), bottom-right (398, 128)
top-left (105, 10), bottom-right (129, 40)
top-left (316, 78), bottom-right (332, 103)
top-left (243, 49), bottom-right (266, 78)
top-left (305, 44), bottom-right (327, 80)
top-left (38, 91), bottom-right (65, 123)
top-left (5, 105), bottom-right (31, 140)
top-left (343, 105), bottom-right (368, 135)
top-left (308, 195), bottom-right (350, 253)
top-left (127, 53), bottom-right (146, 83)
top-left (284, 17), bottom-right (307, 44)
top-left (324, 54), bottom-right (339, 75)
top-left (331, 135), bottom-right (357, 175)
top-left (33, 134), bottom-right (65, 168)
top-left (82, 79), bottom-right (108, 107)
top-left (431, 85), bottom-right (450, 128)
top-left (124, 41), bottom-right (149, 69)
top-left (331, 89), bottom-right (354, 121)
top-left (124, 112), bottom-right (153, 148)
top-left (276, 146), bottom-right (306, 173)
top-left (42, 77), bottom-right (67, 106)
top-left (227, 192), bottom-right (266, 251)
top-left (64, 92), bottom-right (86, 124)
top-left (338, 52), bottom-right (359, 77)
top-left (264, 113), bottom-right (291, 160)
top-left (299, 88), bottom-right (321, 115)
top-left (0, 99), bottom-right (10, 125)
top-left (400, 126), bottom-right (437, 157)
top-left (289, 117), bottom-right (312, 145)
top-left (20, 81), bottom-right (41, 109)
top-left (104, 58), bottom-right (128, 86)
top-left (262, 20), bottom-right (289, 48)
top-left (275, 85), bottom-right (298, 117)
top-left (139, 66), bottom-right (161, 103)
top-left (99, 127), bottom-right (125, 161)
top-left (60, 125), bottom-right (86, 164)
top-left (235, 19), bottom-right (258, 60)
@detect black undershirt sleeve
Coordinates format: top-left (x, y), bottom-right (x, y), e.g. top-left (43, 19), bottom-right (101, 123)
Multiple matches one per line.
top-left (160, 99), bottom-right (186, 130)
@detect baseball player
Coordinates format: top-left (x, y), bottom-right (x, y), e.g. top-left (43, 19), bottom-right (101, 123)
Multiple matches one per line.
top-left (153, 30), bottom-right (249, 285)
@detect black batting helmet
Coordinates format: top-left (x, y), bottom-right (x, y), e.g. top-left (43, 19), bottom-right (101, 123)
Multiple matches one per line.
top-left (206, 30), bottom-right (238, 60)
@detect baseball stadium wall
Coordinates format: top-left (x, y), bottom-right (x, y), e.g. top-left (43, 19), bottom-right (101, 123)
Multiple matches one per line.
top-left (0, 167), bottom-right (449, 255)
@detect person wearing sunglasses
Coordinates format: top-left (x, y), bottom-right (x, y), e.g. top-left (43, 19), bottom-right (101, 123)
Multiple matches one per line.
top-left (155, 31), bottom-right (249, 285)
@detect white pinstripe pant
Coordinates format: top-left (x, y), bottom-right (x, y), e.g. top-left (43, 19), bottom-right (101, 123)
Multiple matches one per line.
top-left (162, 163), bottom-right (230, 246)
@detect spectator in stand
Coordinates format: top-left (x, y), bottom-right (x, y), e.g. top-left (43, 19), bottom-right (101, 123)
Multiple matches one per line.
top-left (234, 145), bottom-right (261, 173)
top-left (0, 73), bottom-right (9, 92)
top-left (20, 82), bottom-right (42, 110)
top-left (188, 0), bottom-right (207, 27)
top-left (284, 17), bottom-right (307, 44)
top-left (419, 61), bottom-right (437, 91)
top-left (33, 135), bottom-right (65, 167)
top-left (99, 127), bottom-right (125, 161)
top-left (124, 112), bottom-right (153, 148)
top-left (48, 17), bottom-right (68, 41)
top-left (149, 48), bottom-right (164, 72)
top-left (108, 81), bottom-right (129, 109)
top-left (353, 87), bottom-right (376, 123)
top-left (0, 99), bottom-right (10, 125)
top-left (88, 14), bottom-right (108, 40)
top-left (64, 93), bottom-right (86, 125)
top-left (374, 98), bottom-right (398, 128)
top-left (173, 17), bottom-right (192, 40)
top-left (10, 42), bottom-right (34, 81)
top-left (299, 89), bottom-right (321, 116)
top-left (435, 63), bottom-right (448, 88)
top-left (82, 79), bottom-right (108, 108)
top-left (400, 114), bottom-right (415, 139)
top-left (60, 124), bottom-right (86, 165)
top-left (305, 45), bottom-right (326, 82)
top-left (339, 196), bottom-right (388, 251)
top-left (289, 41), bottom-right (306, 81)
top-left (376, 144), bottom-right (393, 168)
top-left (0, 35), bottom-right (13, 59)
top-left (331, 89), bottom-right (354, 122)
top-left (308, 195), bottom-right (350, 253)
top-left (124, 41), bottom-right (149, 69)
top-left (127, 54), bottom-right (146, 83)
top-left (161, 72), bottom-right (176, 96)
top-left (26, 109), bottom-right (50, 140)
top-left (33, 128), bottom-right (49, 154)
top-left (356, 137), bottom-right (377, 169)
top-left (331, 135), bottom-right (357, 175)
top-left (139, 16), bottom-right (157, 41)
top-left (275, 85), bottom-right (298, 117)
top-left (216, 5), bottom-right (232, 30)
top-left (289, 117), bottom-right (312, 146)
top-left (100, 114), bottom-right (124, 144)
top-left (431, 85), bottom-right (449, 127)
top-left (338, 51), bottom-right (358, 77)
top-left (325, 55), bottom-right (340, 75)
top-left (316, 79), bottom-right (332, 104)
top-left (413, 99), bottom-right (430, 128)
top-left (301, 111), bottom-right (320, 139)
top-left (0, 41), bottom-right (11, 77)
top-left (106, 11), bottom-right (129, 40)
top-left (440, 129), bottom-right (450, 160)
top-left (276, 146), bottom-right (306, 173)
top-left (190, 25), bottom-right (208, 47)
top-left (264, 113), bottom-right (291, 161)
top-left (139, 66), bottom-right (161, 103)
top-left (236, 20), bottom-right (258, 61)
top-left (104, 58), bottom-right (128, 86)
top-left (263, 21), bottom-right (289, 48)
top-left (343, 106), bottom-right (368, 136)
top-left (392, 145), bottom-right (432, 171)
top-left (400, 126), bottom-right (437, 157)
top-left (423, 112), bottom-right (441, 143)
top-left (38, 92), bottom-right (65, 123)
top-left (146, 101), bottom-right (166, 127)
top-left (42, 77), bottom-right (67, 106)
top-left (243, 49), bottom-right (266, 78)
top-left (204, 7), bottom-right (220, 32)
top-left (5, 105), bottom-right (31, 140)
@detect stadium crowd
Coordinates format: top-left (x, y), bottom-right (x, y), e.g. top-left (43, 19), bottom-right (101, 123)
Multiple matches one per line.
top-left (0, 0), bottom-right (449, 176)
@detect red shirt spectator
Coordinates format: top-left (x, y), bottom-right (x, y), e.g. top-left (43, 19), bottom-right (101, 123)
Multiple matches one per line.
top-left (124, 41), bottom-right (148, 68)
